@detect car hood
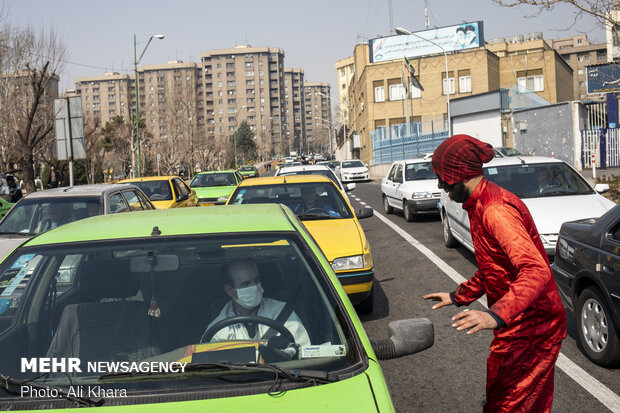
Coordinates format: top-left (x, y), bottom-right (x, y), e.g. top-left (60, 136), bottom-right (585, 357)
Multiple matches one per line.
top-left (303, 218), bottom-right (364, 262)
top-left (403, 179), bottom-right (439, 193)
top-left (523, 194), bottom-right (615, 234)
top-left (193, 186), bottom-right (236, 199)
top-left (341, 167), bottom-right (368, 174)
top-left (0, 235), bottom-right (31, 264)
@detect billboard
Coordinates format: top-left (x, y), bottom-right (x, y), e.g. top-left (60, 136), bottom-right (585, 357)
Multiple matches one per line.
top-left (54, 97), bottom-right (86, 161)
top-left (587, 62), bottom-right (620, 94)
top-left (369, 21), bottom-right (484, 63)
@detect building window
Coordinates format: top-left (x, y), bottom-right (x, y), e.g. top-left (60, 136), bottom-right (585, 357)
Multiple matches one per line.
top-left (578, 69), bottom-right (584, 75)
top-left (517, 75), bottom-right (544, 92)
top-left (442, 77), bottom-right (455, 95)
top-left (246, 71), bottom-right (254, 76)
top-left (389, 84), bottom-right (406, 100)
top-left (374, 86), bottom-right (385, 102)
top-left (459, 75), bottom-right (471, 93)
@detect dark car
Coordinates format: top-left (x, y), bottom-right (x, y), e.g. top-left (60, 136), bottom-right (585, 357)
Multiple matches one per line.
top-left (551, 203), bottom-right (620, 367)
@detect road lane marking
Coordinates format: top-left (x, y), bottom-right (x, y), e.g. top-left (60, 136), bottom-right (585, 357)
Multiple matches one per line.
top-left (359, 201), bottom-right (367, 206)
top-left (369, 207), bottom-right (620, 412)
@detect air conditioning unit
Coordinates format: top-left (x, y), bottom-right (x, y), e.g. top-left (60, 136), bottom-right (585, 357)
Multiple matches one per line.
top-left (519, 120), bottom-right (528, 131)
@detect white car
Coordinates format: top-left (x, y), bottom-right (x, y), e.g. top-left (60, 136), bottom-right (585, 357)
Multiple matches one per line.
top-left (439, 156), bottom-right (615, 256)
top-left (338, 160), bottom-right (371, 182)
top-left (381, 159), bottom-right (440, 221)
top-left (275, 164), bottom-right (355, 200)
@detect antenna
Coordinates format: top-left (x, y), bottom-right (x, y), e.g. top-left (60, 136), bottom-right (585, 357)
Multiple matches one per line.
top-left (424, 0), bottom-right (430, 28)
top-left (389, 0), bottom-right (394, 34)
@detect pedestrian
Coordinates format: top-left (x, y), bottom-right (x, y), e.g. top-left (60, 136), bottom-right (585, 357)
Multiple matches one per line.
top-left (49, 166), bottom-right (59, 188)
top-left (423, 134), bottom-right (566, 412)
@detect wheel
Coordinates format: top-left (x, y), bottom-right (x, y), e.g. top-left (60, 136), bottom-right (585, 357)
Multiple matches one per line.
top-left (576, 286), bottom-right (620, 367)
top-left (442, 211), bottom-right (459, 248)
top-left (200, 315), bottom-right (296, 344)
top-left (383, 195), bottom-right (394, 214)
top-left (403, 201), bottom-right (415, 222)
top-left (355, 286), bottom-right (374, 314)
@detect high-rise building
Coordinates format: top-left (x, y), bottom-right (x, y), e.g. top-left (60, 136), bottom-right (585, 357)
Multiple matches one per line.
top-left (283, 68), bottom-right (305, 155)
top-left (303, 82), bottom-right (331, 154)
top-left (74, 72), bottom-right (131, 127)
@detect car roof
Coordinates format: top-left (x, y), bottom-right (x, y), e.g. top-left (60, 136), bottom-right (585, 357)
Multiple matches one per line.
top-left (26, 204), bottom-right (297, 246)
top-left (399, 158), bottom-right (433, 165)
top-left (277, 165), bottom-right (331, 173)
top-left (237, 174), bottom-right (334, 187)
top-left (484, 155), bottom-right (564, 167)
top-left (195, 170), bottom-right (237, 175)
top-left (119, 176), bottom-right (180, 182)
top-left (20, 184), bottom-right (143, 199)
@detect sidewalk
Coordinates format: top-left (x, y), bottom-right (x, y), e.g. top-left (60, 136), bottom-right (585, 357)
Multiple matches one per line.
top-left (580, 167), bottom-right (620, 184)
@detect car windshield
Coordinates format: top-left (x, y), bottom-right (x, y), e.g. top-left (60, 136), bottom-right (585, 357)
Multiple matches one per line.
top-left (190, 173), bottom-right (236, 187)
top-left (483, 162), bottom-right (594, 198)
top-left (327, 161), bottom-right (339, 170)
top-left (342, 160), bottom-right (364, 168)
top-left (278, 170), bottom-right (342, 189)
top-left (240, 167), bottom-right (255, 172)
top-left (405, 162), bottom-right (436, 181)
top-left (0, 234), bottom-right (354, 388)
top-left (130, 181), bottom-right (173, 201)
top-left (0, 196), bottom-right (102, 235)
top-left (229, 182), bottom-right (353, 219)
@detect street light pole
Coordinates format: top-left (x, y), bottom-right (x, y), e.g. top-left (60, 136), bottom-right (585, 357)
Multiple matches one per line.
top-left (395, 27), bottom-right (452, 137)
top-left (315, 116), bottom-right (336, 158)
top-left (134, 33), bottom-right (164, 177)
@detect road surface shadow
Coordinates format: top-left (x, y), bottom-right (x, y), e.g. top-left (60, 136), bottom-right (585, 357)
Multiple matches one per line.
top-left (358, 280), bottom-right (390, 322)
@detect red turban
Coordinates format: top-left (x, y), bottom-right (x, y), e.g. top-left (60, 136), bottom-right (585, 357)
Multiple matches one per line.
top-left (431, 134), bottom-right (495, 185)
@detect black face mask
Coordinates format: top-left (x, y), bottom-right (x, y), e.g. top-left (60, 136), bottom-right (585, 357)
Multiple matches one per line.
top-left (438, 178), bottom-right (470, 203)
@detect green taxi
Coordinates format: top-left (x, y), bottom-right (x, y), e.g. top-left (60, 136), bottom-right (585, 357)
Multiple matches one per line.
top-left (0, 205), bottom-right (433, 411)
top-left (189, 170), bottom-right (243, 206)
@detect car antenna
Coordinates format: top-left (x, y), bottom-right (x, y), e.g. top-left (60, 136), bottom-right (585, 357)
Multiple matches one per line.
top-left (283, 176), bottom-right (287, 184)
top-left (151, 226), bottom-right (162, 236)
top-left (518, 156), bottom-right (526, 165)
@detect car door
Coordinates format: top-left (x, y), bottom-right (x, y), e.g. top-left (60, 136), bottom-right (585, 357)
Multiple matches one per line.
top-left (172, 178), bottom-right (196, 207)
top-left (122, 189), bottom-right (149, 211)
top-left (599, 219), bottom-right (620, 308)
top-left (108, 192), bottom-right (130, 214)
top-left (389, 163), bottom-right (404, 210)
top-left (381, 163), bottom-right (398, 203)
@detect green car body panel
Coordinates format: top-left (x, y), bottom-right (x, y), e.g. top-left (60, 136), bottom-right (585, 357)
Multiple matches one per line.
top-left (0, 198), bottom-right (14, 218)
top-left (14, 204), bottom-right (394, 412)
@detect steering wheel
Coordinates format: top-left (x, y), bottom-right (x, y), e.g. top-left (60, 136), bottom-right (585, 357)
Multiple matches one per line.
top-left (540, 185), bottom-right (564, 195)
top-left (303, 207), bottom-right (330, 216)
top-left (201, 315), bottom-right (296, 344)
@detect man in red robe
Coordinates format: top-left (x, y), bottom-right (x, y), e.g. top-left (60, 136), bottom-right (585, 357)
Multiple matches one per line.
top-left (424, 134), bottom-right (566, 412)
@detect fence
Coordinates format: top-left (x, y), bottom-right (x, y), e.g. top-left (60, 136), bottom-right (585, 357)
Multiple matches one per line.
top-left (371, 123), bottom-right (449, 165)
top-left (581, 128), bottom-right (620, 169)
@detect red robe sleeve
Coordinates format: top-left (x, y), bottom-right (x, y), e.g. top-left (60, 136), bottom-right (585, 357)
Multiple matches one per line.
top-left (481, 204), bottom-right (552, 326)
top-left (453, 269), bottom-right (486, 305)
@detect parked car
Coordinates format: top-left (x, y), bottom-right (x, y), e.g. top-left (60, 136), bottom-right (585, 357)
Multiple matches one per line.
top-left (0, 184), bottom-right (155, 260)
top-left (118, 176), bottom-right (197, 209)
top-left (439, 156), bottom-right (615, 256)
top-left (189, 170), bottom-right (244, 206)
top-left (551, 204), bottom-right (620, 367)
top-left (275, 164), bottom-right (355, 200)
top-left (0, 204), bottom-right (433, 411)
top-left (238, 165), bottom-right (260, 179)
top-left (317, 161), bottom-right (340, 171)
top-left (381, 159), bottom-right (440, 222)
top-left (337, 160), bottom-right (371, 183)
top-left (227, 175), bottom-right (376, 313)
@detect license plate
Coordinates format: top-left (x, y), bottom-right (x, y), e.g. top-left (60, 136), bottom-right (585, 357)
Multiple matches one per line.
top-left (436, 202), bottom-right (440, 208)
top-left (200, 203), bottom-right (215, 206)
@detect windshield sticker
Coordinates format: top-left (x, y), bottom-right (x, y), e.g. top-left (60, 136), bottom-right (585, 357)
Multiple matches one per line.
top-left (11, 254), bottom-right (36, 269)
top-left (300, 344), bottom-right (346, 358)
top-left (0, 268), bottom-right (30, 297)
top-left (486, 168), bottom-right (498, 175)
top-left (0, 298), bottom-right (9, 315)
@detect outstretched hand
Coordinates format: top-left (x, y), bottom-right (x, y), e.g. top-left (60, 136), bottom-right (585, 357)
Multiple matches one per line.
top-left (422, 292), bottom-right (453, 310)
top-left (452, 310), bottom-right (497, 335)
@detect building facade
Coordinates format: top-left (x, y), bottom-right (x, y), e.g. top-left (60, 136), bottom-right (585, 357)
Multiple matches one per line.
top-left (303, 82), bottom-right (332, 155)
top-left (283, 68), bottom-right (305, 155)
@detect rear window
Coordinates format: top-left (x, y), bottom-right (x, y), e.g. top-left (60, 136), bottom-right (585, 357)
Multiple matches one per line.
top-left (342, 160), bottom-right (364, 168)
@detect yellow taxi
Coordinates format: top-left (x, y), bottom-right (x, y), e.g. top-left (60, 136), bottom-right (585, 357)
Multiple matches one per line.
top-left (226, 175), bottom-right (375, 313)
top-left (118, 176), bottom-right (197, 209)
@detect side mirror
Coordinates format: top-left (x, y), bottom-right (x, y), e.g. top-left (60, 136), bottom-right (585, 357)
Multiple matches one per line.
top-left (177, 194), bottom-right (188, 202)
top-left (356, 207), bottom-right (373, 219)
top-left (594, 183), bottom-right (610, 194)
top-left (371, 318), bottom-right (434, 360)
top-left (345, 183), bottom-right (356, 192)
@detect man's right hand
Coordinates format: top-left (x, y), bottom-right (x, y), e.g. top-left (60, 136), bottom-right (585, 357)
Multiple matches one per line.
top-left (422, 292), bottom-right (453, 309)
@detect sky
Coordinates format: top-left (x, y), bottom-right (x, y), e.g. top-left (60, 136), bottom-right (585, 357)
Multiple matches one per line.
top-left (5, 0), bottom-right (606, 94)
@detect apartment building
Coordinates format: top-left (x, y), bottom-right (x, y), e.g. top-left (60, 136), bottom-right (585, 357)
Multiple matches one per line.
top-left (548, 34), bottom-right (607, 100)
top-left (335, 56), bottom-right (354, 125)
top-left (74, 72), bottom-right (131, 127)
top-left (283, 68), bottom-right (305, 154)
top-left (200, 45), bottom-right (286, 156)
top-left (303, 82), bottom-right (332, 154)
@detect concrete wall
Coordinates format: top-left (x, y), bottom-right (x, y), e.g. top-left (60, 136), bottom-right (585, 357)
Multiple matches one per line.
top-left (452, 111), bottom-right (502, 147)
top-left (512, 102), bottom-right (580, 166)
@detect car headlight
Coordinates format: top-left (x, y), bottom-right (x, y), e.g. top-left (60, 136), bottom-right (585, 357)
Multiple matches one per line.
top-left (412, 192), bottom-right (433, 199)
top-left (331, 255), bottom-right (364, 271)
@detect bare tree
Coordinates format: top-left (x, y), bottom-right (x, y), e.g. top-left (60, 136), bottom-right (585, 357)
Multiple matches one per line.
top-left (83, 117), bottom-right (103, 183)
top-left (491, 0), bottom-right (620, 27)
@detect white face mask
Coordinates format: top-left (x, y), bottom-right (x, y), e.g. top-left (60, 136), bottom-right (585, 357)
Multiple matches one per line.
top-left (234, 283), bottom-right (264, 309)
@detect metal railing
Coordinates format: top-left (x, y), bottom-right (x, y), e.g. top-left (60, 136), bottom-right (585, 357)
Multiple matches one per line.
top-left (371, 123), bottom-right (448, 165)
top-left (581, 128), bottom-right (620, 169)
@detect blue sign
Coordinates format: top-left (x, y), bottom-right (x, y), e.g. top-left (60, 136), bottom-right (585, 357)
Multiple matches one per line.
top-left (587, 63), bottom-right (620, 94)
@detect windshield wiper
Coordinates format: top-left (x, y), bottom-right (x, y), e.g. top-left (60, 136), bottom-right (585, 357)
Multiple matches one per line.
top-left (0, 372), bottom-right (104, 406)
top-left (100, 362), bottom-right (334, 384)
top-left (297, 214), bottom-right (339, 220)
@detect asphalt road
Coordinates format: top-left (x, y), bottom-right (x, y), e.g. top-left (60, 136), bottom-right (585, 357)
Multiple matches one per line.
top-left (345, 180), bottom-right (620, 413)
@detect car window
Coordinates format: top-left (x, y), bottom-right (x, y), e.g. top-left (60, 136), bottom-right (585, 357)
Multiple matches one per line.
top-left (393, 164), bottom-right (403, 183)
top-left (483, 162), bottom-right (594, 198)
top-left (342, 160), bottom-right (364, 168)
top-left (405, 162), bottom-right (436, 181)
top-left (131, 180), bottom-right (173, 201)
top-left (136, 191), bottom-right (155, 209)
top-left (174, 179), bottom-right (191, 197)
top-left (109, 192), bottom-right (129, 213)
top-left (277, 170), bottom-right (342, 189)
top-left (122, 190), bottom-right (147, 211)
top-left (0, 234), bottom-right (354, 386)
top-left (0, 197), bottom-right (102, 235)
top-left (190, 173), bottom-right (236, 187)
top-left (387, 164), bottom-right (398, 181)
top-left (230, 182), bottom-right (353, 219)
